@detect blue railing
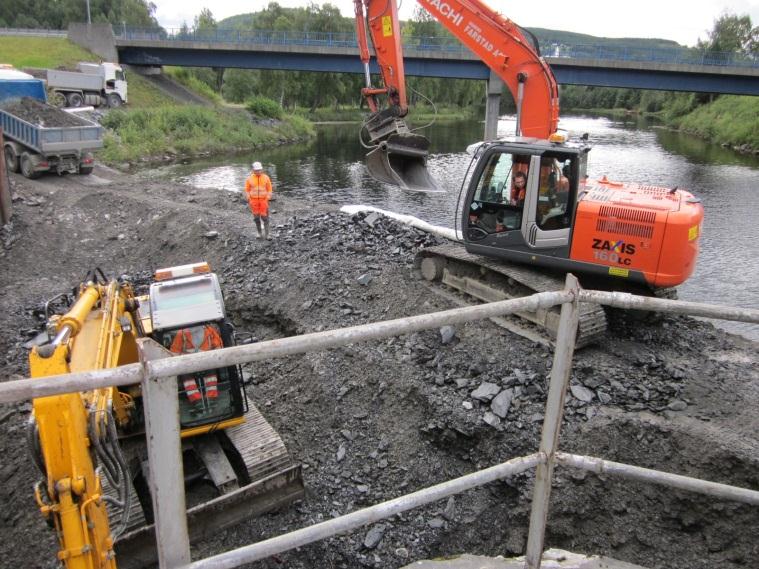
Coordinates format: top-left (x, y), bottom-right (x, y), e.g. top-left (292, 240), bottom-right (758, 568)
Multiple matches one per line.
top-left (114, 27), bottom-right (759, 69)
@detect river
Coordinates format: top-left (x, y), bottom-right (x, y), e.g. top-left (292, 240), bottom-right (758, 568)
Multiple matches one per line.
top-left (139, 115), bottom-right (759, 341)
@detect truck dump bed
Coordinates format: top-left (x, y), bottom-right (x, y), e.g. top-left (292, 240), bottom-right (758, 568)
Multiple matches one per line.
top-left (47, 69), bottom-right (104, 91)
top-left (0, 97), bottom-right (103, 154)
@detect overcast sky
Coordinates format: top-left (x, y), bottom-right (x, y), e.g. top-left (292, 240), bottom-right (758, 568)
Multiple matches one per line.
top-left (153, 0), bottom-right (759, 47)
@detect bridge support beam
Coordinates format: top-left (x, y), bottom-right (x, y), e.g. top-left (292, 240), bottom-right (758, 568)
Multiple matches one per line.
top-left (484, 71), bottom-right (503, 141)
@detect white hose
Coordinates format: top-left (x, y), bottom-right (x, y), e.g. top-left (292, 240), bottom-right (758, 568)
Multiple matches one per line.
top-left (339, 205), bottom-right (464, 241)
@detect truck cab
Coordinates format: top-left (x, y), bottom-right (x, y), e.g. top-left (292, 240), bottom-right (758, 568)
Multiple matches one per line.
top-left (78, 62), bottom-right (128, 106)
top-left (47, 62), bottom-right (128, 108)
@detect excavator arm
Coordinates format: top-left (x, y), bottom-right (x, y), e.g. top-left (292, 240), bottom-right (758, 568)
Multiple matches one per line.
top-left (415, 0), bottom-right (559, 138)
top-left (28, 281), bottom-right (139, 569)
top-left (354, 0), bottom-right (560, 188)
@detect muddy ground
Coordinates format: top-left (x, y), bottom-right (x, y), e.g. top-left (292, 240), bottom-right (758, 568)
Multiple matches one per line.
top-left (0, 165), bottom-right (757, 569)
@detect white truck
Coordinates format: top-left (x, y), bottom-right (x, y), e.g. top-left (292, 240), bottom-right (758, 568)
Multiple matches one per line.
top-left (46, 62), bottom-right (128, 108)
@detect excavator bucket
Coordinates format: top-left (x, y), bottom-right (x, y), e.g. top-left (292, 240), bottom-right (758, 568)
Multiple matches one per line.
top-left (362, 110), bottom-right (442, 192)
top-left (366, 132), bottom-right (441, 192)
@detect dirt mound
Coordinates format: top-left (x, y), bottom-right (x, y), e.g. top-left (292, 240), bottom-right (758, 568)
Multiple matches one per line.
top-left (1, 96), bottom-right (91, 127)
top-left (0, 168), bottom-right (757, 569)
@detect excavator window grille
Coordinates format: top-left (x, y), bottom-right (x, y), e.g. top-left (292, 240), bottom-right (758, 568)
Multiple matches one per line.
top-left (159, 324), bottom-right (239, 428)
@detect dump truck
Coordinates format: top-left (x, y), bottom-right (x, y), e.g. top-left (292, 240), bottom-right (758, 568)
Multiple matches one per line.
top-left (0, 68), bottom-right (103, 177)
top-left (47, 62), bottom-right (128, 108)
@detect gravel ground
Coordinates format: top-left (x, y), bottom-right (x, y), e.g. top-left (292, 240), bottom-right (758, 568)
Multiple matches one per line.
top-left (0, 165), bottom-right (757, 569)
top-left (1, 96), bottom-right (92, 127)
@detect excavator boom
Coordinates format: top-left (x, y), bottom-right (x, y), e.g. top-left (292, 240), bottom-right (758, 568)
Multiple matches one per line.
top-left (416, 0), bottom-right (559, 138)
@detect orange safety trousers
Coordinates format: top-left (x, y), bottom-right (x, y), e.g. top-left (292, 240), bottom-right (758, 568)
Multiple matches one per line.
top-left (248, 199), bottom-right (269, 217)
top-left (170, 326), bottom-right (224, 403)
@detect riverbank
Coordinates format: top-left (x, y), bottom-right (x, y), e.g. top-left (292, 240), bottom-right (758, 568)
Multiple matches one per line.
top-left (564, 95), bottom-right (759, 155)
top-left (99, 105), bottom-right (315, 167)
top-left (293, 105), bottom-right (476, 123)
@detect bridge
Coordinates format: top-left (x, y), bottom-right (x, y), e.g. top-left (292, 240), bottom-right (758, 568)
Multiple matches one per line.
top-left (109, 27), bottom-right (759, 96)
top-left (67, 24), bottom-right (759, 139)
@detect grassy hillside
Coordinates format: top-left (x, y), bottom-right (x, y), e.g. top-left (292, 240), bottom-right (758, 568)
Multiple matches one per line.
top-left (528, 28), bottom-right (683, 49)
top-left (0, 36), bottom-right (94, 68)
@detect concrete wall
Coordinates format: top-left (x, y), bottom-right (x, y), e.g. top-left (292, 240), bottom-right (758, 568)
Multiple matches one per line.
top-left (68, 23), bottom-right (118, 62)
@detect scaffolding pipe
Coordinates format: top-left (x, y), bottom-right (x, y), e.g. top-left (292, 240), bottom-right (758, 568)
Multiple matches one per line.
top-left (146, 291), bottom-right (572, 379)
top-left (580, 291), bottom-right (759, 323)
top-left (6, 289), bottom-right (757, 405)
top-left (525, 275), bottom-right (580, 569)
top-left (0, 363), bottom-right (143, 403)
top-left (556, 453), bottom-right (759, 506)
top-left (183, 453), bottom-right (544, 569)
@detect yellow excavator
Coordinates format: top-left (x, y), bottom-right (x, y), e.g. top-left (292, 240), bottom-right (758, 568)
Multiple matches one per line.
top-left (27, 262), bottom-right (303, 569)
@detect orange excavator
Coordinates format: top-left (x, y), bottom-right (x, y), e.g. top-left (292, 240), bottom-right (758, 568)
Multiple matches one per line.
top-left (353, 0), bottom-right (704, 346)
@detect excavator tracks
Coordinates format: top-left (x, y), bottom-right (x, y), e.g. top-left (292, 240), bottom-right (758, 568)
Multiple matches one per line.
top-left (105, 402), bottom-right (303, 569)
top-left (418, 244), bottom-right (608, 348)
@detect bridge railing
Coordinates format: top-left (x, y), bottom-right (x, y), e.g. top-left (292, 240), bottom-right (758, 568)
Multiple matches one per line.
top-left (114, 26), bottom-right (759, 69)
top-left (547, 42), bottom-right (759, 68)
top-left (0, 27), bottom-right (67, 37)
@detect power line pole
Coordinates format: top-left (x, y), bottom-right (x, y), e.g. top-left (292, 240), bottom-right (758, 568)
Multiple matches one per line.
top-left (86, 0), bottom-right (91, 25)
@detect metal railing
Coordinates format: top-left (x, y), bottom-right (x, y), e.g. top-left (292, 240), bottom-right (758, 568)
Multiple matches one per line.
top-left (2, 276), bottom-right (759, 569)
top-left (113, 26), bottom-right (759, 69)
top-left (0, 27), bottom-right (67, 37)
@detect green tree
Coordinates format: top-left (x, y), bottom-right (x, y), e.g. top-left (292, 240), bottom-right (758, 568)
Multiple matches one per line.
top-left (697, 13), bottom-right (757, 55)
top-left (0, 0), bottom-right (159, 29)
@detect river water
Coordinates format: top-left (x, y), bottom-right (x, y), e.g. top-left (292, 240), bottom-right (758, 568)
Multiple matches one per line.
top-left (141, 115), bottom-right (759, 341)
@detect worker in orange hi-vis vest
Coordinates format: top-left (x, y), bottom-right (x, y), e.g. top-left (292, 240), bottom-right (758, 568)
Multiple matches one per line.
top-left (244, 161), bottom-right (273, 240)
top-left (169, 325), bottom-right (224, 404)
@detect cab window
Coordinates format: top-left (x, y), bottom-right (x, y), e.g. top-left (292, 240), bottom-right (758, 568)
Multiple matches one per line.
top-left (474, 152), bottom-right (514, 203)
top-left (469, 152), bottom-right (530, 236)
top-left (536, 156), bottom-right (573, 231)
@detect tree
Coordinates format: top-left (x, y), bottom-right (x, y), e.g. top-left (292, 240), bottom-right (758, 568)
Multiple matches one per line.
top-left (697, 13), bottom-right (758, 56)
top-left (0, 0), bottom-right (159, 29)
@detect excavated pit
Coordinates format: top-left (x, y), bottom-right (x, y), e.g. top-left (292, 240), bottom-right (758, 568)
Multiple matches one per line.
top-left (0, 168), bottom-right (756, 569)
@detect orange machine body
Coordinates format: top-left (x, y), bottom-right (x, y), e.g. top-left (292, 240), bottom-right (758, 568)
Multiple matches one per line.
top-left (570, 179), bottom-right (704, 287)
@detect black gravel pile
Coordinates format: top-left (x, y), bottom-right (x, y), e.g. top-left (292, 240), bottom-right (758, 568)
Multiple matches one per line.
top-left (1, 97), bottom-right (91, 127)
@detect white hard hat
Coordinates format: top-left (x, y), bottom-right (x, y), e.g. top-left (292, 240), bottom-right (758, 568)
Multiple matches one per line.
top-left (252, 161), bottom-right (263, 171)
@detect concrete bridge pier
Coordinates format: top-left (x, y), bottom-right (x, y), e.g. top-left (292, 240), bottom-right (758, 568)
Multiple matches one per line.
top-left (484, 71), bottom-right (504, 141)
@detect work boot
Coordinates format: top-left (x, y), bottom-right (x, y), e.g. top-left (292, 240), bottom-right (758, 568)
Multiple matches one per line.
top-left (254, 218), bottom-right (263, 240)
top-left (264, 218), bottom-right (271, 240)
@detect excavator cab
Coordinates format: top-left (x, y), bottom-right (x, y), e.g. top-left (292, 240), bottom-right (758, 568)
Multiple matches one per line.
top-left (153, 321), bottom-right (247, 430)
top-left (144, 263), bottom-right (248, 432)
top-left (462, 138), bottom-right (588, 264)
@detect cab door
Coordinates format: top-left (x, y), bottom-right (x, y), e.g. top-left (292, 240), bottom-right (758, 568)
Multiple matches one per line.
top-left (522, 154), bottom-right (576, 250)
